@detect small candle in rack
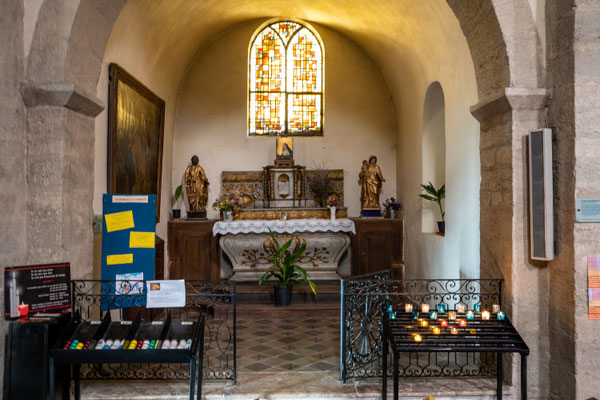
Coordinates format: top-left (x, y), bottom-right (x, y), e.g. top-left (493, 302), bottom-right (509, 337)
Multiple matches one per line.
top-left (481, 311), bottom-right (491, 320)
top-left (492, 304), bottom-right (501, 313)
top-left (429, 311), bottom-right (438, 320)
top-left (419, 319), bottom-right (429, 327)
top-left (466, 310), bottom-right (475, 320)
top-left (457, 304), bottom-right (466, 313)
top-left (437, 303), bottom-right (447, 313)
top-left (421, 304), bottom-right (430, 313)
top-left (412, 310), bottom-right (419, 319)
top-left (474, 304), bottom-right (482, 313)
top-left (433, 327), bottom-right (441, 335)
top-left (405, 303), bottom-right (413, 313)
top-left (459, 319), bottom-right (467, 327)
top-left (414, 334), bottom-right (422, 342)
top-left (497, 311), bottom-right (506, 320)
top-left (448, 311), bottom-right (457, 320)
top-left (450, 327), bottom-right (458, 334)
top-left (469, 328), bottom-right (477, 334)
top-left (389, 311), bottom-right (396, 320)
top-left (440, 320), bottom-right (448, 327)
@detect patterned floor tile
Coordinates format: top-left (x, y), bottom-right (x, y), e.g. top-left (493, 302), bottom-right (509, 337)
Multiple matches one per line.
top-left (237, 316), bottom-right (340, 373)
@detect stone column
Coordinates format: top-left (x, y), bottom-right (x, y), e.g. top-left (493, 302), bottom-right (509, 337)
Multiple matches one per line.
top-left (472, 88), bottom-right (550, 399)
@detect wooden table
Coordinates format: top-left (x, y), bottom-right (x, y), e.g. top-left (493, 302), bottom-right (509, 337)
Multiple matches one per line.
top-left (382, 311), bottom-right (529, 400)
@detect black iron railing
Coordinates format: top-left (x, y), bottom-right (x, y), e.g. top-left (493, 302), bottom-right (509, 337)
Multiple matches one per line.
top-left (340, 270), bottom-right (503, 382)
top-left (71, 279), bottom-right (236, 382)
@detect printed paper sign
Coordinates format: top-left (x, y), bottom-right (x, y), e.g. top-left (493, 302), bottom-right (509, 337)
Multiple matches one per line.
top-left (146, 280), bottom-right (186, 308)
top-left (129, 231), bottom-right (155, 248)
top-left (105, 210), bottom-right (135, 233)
top-left (106, 254), bottom-right (134, 265)
top-left (115, 272), bottom-right (144, 295)
top-left (587, 256), bottom-right (600, 320)
top-left (112, 195), bottom-right (149, 203)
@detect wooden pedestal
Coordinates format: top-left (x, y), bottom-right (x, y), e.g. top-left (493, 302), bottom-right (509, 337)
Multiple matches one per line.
top-left (350, 218), bottom-right (403, 276)
top-left (167, 220), bottom-right (220, 280)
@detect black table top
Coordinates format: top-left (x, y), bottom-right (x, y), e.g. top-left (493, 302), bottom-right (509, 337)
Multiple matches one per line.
top-left (384, 311), bottom-right (529, 355)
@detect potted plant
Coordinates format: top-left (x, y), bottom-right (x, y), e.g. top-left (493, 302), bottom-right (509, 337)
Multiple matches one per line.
top-left (419, 182), bottom-right (445, 233)
top-left (383, 197), bottom-right (402, 219)
top-left (212, 192), bottom-right (242, 221)
top-left (327, 195), bottom-right (340, 220)
top-left (172, 185), bottom-right (183, 220)
top-left (259, 229), bottom-right (317, 306)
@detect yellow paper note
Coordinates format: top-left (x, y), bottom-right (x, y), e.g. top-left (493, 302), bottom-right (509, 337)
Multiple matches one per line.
top-left (106, 253), bottom-right (134, 265)
top-left (129, 231), bottom-right (155, 248)
top-left (105, 210), bottom-right (135, 233)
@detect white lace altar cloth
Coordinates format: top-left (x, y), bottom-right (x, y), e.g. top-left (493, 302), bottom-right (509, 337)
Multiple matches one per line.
top-left (212, 218), bottom-right (356, 236)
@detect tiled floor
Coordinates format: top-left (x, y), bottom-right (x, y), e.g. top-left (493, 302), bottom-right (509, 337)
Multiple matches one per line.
top-left (237, 316), bottom-right (339, 373)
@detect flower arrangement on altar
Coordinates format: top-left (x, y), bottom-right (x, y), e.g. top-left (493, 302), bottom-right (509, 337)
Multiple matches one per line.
top-left (212, 192), bottom-right (242, 213)
top-left (326, 195), bottom-right (340, 208)
top-left (383, 197), bottom-right (402, 218)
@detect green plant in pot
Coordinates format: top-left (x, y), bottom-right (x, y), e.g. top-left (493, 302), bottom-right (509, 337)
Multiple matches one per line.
top-left (419, 182), bottom-right (445, 233)
top-left (172, 185), bottom-right (183, 220)
top-left (259, 229), bottom-right (317, 306)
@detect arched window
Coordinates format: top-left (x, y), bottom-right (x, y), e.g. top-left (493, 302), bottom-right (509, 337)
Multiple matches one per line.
top-left (249, 20), bottom-right (323, 136)
top-left (422, 82), bottom-right (446, 233)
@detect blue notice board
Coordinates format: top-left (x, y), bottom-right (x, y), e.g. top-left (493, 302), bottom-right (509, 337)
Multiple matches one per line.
top-left (101, 194), bottom-right (156, 309)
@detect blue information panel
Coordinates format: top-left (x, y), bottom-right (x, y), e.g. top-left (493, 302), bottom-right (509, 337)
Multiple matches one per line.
top-left (101, 194), bottom-right (156, 309)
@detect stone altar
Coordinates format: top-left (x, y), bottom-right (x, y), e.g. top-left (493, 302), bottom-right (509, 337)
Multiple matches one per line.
top-left (213, 219), bottom-right (355, 281)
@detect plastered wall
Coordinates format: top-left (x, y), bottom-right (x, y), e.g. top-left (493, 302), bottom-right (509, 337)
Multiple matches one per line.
top-left (173, 21), bottom-right (397, 219)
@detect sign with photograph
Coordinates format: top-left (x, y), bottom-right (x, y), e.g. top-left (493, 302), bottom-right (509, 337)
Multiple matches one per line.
top-left (4, 263), bottom-right (71, 319)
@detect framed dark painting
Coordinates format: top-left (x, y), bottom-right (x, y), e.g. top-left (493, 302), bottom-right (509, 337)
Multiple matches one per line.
top-left (108, 63), bottom-right (165, 221)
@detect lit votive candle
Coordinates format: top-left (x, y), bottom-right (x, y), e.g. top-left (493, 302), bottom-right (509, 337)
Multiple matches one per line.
top-left (474, 304), bottom-right (482, 313)
top-left (448, 311), bottom-right (457, 320)
top-left (433, 327), bottom-right (441, 335)
top-left (450, 327), bottom-right (458, 334)
top-left (412, 310), bottom-right (419, 319)
top-left (389, 311), bottom-right (397, 320)
top-left (469, 328), bottom-right (477, 334)
top-left (437, 303), bottom-right (447, 313)
top-left (466, 310), bottom-right (475, 320)
top-left (414, 334), bottom-right (422, 342)
top-left (405, 303), bottom-right (413, 313)
top-left (492, 304), bottom-right (501, 313)
top-left (481, 311), bottom-right (491, 320)
top-left (419, 319), bottom-right (429, 327)
top-left (459, 319), bottom-right (467, 327)
top-left (386, 303), bottom-right (393, 313)
top-left (429, 311), bottom-right (438, 320)
top-left (457, 303), bottom-right (466, 313)
top-left (440, 320), bottom-right (448, 327)
top-left (497, 311), bottom-right (506, 320)
top-left (421, 304), bottom-right (430, 313)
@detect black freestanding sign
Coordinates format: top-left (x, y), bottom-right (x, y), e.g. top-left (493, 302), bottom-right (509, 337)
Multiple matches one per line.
top-left (4, 263), bottom-right (71, 319)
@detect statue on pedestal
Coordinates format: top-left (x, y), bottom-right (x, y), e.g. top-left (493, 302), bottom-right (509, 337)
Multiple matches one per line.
top-left (359, 155), bottom-right (385, 217)
top-left (185, 155), bottom-right (209, 218)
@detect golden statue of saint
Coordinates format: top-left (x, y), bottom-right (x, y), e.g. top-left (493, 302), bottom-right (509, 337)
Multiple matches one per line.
top-left (185, 155), bottom-right (209, 213)
top-left (359, 155), bottom-right (385, 209)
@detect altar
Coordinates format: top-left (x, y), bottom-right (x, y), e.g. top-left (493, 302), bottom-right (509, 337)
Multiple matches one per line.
top-left (213, 219), bottom-right (355, 281)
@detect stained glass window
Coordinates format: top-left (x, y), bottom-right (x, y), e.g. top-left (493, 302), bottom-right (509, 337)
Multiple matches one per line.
top-left (249, 21), bottom-right (323, 136)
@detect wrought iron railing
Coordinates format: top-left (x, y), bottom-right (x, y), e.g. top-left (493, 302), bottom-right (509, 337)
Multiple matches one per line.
top-left (340, 270), bottom-right (503, 382)
top-left (71, 279), bottom-right (236, 382)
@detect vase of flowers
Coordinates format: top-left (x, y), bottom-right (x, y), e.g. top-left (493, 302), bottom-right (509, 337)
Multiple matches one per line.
top-left (212, 192), bottom-right (242, 221)
top-left (383, 197), bottom-right (402, 219)
top-left (327, 195), bottom-right (339, 220)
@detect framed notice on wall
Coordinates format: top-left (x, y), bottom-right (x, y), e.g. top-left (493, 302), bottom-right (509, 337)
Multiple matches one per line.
top-left (4, 263), bottom-right (71, 319)
top-left (588, 256), bottom-right (600, 320)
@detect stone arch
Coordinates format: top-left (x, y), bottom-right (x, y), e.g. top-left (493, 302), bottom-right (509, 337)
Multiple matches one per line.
top-left (21, 0), bottom-right (550, 395)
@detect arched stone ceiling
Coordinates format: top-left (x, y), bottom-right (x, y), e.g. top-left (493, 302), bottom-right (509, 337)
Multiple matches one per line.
top-left (105, 0), bottom-right (473, 102)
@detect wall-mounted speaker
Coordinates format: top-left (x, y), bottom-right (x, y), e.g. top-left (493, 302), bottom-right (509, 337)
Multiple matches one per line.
top-left (528, 128), bottom-right (554, 260)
